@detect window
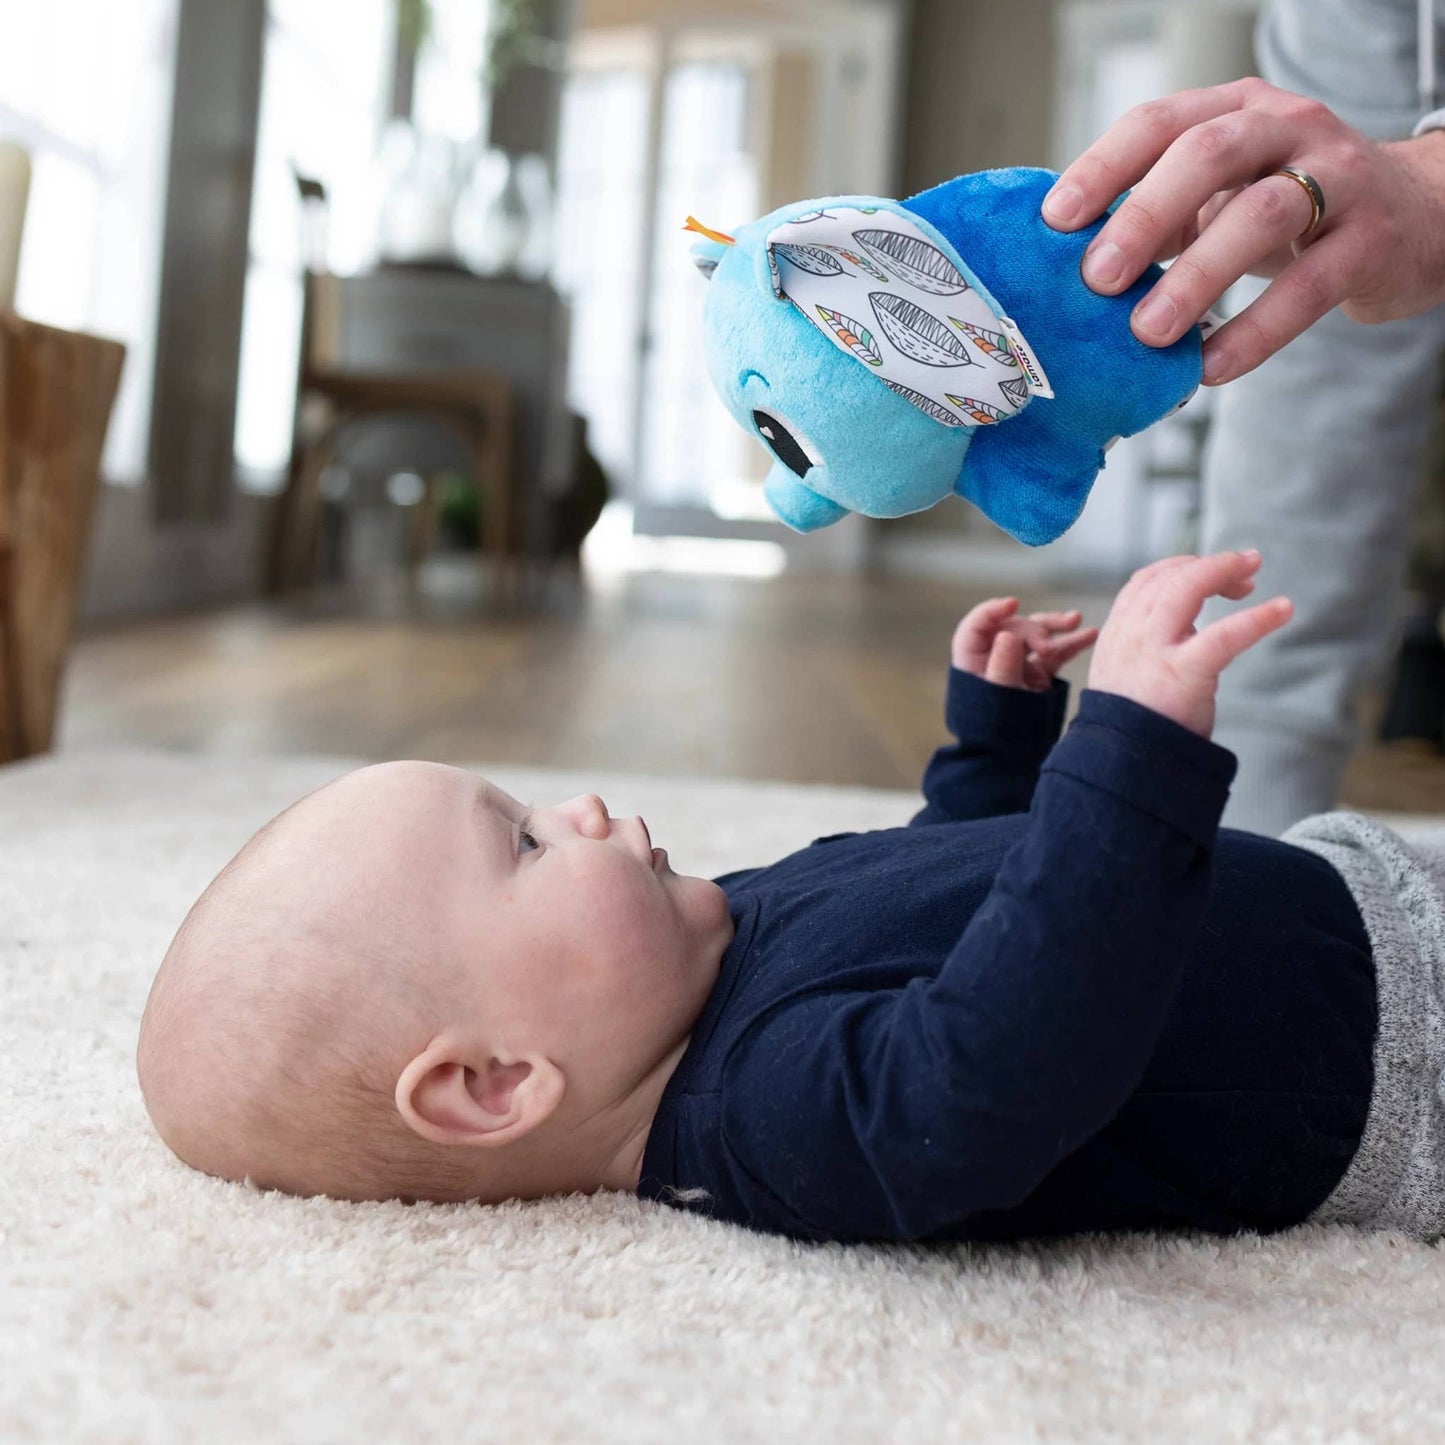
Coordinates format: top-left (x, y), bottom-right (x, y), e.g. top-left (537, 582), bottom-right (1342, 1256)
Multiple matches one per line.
top-left (553, 64), bottom-right (651, 488)
top-left (3, 0), bottom-right (178, 483)
top-left (232, 0), bottom-right (395, 484)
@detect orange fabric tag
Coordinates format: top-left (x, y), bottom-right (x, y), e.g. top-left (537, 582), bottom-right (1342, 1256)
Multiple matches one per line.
top-left (683, 215), bottom-right (735, 246)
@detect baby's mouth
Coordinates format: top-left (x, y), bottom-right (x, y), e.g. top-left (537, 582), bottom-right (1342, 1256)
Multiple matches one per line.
top-left (652, 847), bottom-right (669, 871)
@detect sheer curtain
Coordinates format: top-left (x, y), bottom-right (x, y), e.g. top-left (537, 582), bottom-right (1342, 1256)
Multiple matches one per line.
top-left (553, 65), bottom-right (652, 489)
top-left (232, 0), bottom-right (395, 485)
top-left (2, 0), bottom-right (178, 484)
top-left (553, 55), bottom-right (757, 509)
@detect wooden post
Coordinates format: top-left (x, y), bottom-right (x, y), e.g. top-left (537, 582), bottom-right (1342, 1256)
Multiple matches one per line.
top-left (0, 312), bottom-right (125, 763)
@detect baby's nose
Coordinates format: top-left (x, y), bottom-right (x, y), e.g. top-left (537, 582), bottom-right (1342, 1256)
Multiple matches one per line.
top-left (566, 792), bottom-right (610, 837)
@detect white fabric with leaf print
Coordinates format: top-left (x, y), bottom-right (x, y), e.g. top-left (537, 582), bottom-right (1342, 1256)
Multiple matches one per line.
top-left (765, 205), bottom-right (1053, 430)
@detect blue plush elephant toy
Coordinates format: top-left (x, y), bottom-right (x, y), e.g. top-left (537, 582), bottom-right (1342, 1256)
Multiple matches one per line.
top-left (688, 167), bottom-right (1206, 545)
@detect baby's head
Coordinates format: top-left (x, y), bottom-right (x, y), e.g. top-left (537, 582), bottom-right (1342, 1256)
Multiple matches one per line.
top-left (137, 762), bottom-right (733, 1203)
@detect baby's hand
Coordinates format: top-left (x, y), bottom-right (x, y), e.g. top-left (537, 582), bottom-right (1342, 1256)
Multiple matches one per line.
top-left (951, 597), bottom-right (1099, 693)
top-left (1088, 550), bottom-right (1293, 738)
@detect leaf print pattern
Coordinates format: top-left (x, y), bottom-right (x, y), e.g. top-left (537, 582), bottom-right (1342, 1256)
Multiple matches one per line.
top-left (951, 319), bottom-right (1019, 368)
top-left (869, 293), bottom-right (976, 368)
top-left (760, 203), bottom-right (1042, 431)
top-left (884, 380), bottom-right (966, 427)
top-left (815, 306), bottom-right (883, 366)
top-left (774, 243), bottom-right (844, 277)
top-left (946, 394), bottom-right (1009, 426)
top-left (999, 376), bottom-right (1031, 410)
top-left (854, 228), bottom-right (968, 295)
top-left (821, 245), bottom-right (891, 282)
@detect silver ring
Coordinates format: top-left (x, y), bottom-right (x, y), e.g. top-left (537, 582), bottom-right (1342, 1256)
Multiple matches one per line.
top-left (1273, 167), bottom-right (1327, 236)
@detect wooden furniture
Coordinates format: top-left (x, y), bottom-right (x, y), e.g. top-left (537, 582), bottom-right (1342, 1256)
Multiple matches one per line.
top-left (0, 311), bottom-right (125, 764)
top-left (267, 263), bottom-right (517, 600)
top-left (331, 268), bottom-right (573, 527)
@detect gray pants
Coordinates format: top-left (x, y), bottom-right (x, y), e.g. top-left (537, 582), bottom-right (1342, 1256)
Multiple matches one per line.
top-left (1198, 0), bottom-right (1445, 836)
top-left (1288, 813), bottom-right (1445, 1240)
top-left (1200, 303), bottom-right (1445, 835)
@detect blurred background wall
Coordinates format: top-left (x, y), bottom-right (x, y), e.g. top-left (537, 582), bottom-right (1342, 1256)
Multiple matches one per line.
top-left (0, 0), bottom-right (1263, 623)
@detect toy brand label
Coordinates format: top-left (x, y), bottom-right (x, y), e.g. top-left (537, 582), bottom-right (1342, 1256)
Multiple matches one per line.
top-left (997, 315), bottom-right (1054, 399)
top-left (1197, 308), bottom-right (1225, 340)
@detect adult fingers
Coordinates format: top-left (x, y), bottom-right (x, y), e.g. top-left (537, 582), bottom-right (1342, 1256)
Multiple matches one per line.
top-left (1183, 596), bottom-right (1294, 674)
top-left (1043, 81), bottom-right (1258, 232)
top-left (985, 630), bottom-right (1027, 688)
top-left (1201, 228), bottom-right (1362, 383)
top-left (1130, 175), bottom-right (1319, 346)
top-left (1080, 108), bottom-right (1300, 298)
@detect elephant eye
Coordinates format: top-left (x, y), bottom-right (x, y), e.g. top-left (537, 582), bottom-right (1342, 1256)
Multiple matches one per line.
top-left (751, 409), bottom-right (814, 478)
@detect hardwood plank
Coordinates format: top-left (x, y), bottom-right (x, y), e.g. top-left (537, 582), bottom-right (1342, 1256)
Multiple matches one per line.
top-left (59, 561), bottom-right (1445, 812)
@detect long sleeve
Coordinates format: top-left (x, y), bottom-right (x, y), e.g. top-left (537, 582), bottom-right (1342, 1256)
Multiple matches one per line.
top-left (718, 691), bottom-right (1238, 1241)
top-left (910, 670), bottom-right (1069, 826)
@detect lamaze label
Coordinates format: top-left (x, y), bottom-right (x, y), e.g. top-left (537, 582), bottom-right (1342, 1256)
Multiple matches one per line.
top-left (997, 315), bottom-right (1055, 400)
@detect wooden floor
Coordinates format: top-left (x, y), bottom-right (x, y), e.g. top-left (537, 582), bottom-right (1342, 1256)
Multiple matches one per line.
top-left (57, 561), bottom-right (1445, 810)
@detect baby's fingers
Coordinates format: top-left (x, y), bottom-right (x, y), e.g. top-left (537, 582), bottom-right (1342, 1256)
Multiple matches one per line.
top-left (952, 596), bottom-right (1019, 671)
top-left (1146, 550), bottom-right (1262, 634)
top-left (1185, 595), bottom-right (1293, 675)
top-left (984, 629), bottom-right (1028, 688)
top-left (1024, 609), bottom-right (1084, 631)
top-left (1039, 626), bottom-right (1100, 667)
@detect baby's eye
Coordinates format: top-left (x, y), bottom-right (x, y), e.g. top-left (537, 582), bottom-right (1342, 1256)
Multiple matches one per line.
top-left (519, 829), bottom-right (541, 854)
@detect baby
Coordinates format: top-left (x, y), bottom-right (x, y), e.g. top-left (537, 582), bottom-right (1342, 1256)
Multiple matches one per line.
top-left (138, 550), bottom-right (1445, 1242)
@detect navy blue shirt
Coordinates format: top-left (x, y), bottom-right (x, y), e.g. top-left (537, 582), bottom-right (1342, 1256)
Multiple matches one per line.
top-left (638, 672), bottom-right (1377, 1242)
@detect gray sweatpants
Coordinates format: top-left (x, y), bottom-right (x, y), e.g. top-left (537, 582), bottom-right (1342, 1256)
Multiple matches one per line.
top-left (1200, 304), bottom-right (1445, 834)
top-left (1287, 812), bottom-right (1445, 1239)
top-left (1198, 0), bottom-right (1445, 836)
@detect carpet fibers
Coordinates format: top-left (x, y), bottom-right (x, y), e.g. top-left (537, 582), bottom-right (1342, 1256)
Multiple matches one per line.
top-left (5, 749), bottom-right (1445, 1443)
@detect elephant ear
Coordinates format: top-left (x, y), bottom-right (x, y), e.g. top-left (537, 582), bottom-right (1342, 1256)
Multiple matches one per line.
top-left (763, 203), bottom-right (1050, 431)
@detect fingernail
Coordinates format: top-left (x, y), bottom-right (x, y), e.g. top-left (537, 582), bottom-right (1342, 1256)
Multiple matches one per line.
top-left (1084, 240), bottom-right (1124, 288)
top-left (1132, 292), bottom-right (1177, 339)
top-left (1203, 349), bottom-right (1230, 384)
top-left (1043, 183), bottom-right (1082, 225)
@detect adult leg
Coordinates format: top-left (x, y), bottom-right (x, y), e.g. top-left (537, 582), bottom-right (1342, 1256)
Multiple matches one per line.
top-left (1199, 301), bottom-right (1445, 834)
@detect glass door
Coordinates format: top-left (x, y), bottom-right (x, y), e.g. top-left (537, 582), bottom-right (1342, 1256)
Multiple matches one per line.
top-left (555, 3), bottom-right (905, 561)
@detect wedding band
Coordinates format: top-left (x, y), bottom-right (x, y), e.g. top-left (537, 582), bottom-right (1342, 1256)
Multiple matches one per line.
top-left (1273, 167), bottom-right (1327, 236)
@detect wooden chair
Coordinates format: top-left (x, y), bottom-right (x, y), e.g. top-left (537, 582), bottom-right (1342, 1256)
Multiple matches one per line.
top-left (0, 312), bottom-right (125, 763)
top-left (266, 173), bottom-right (517, 602)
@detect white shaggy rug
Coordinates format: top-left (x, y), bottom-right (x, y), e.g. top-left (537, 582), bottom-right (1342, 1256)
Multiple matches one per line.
top-left (6, 748), bottom-right (1445, 1444)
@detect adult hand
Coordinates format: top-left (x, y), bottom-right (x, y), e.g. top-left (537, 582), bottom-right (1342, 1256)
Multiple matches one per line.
top-left (1088, 550), bottom-right (1292, 738)
top-left (1041, 78), bottom-right (1445, 384)
top-left (951, 597), bottom-right (1098, 692)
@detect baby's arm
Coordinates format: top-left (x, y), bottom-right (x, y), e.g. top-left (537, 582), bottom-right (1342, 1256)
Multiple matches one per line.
top-left (718, 554), bottom-right (1290, 1242)
top-left (911, 599), bottom-right (1095, 825)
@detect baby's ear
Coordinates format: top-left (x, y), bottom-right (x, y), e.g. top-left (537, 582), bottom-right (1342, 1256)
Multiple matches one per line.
top-left (395, 1043), bottom-right (564, 1147)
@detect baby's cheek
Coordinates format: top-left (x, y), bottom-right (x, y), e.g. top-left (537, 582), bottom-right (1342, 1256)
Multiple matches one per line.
top-left (585, 870), bottom-right (681, 972)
